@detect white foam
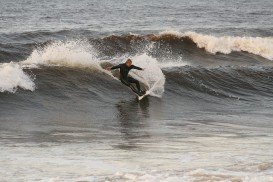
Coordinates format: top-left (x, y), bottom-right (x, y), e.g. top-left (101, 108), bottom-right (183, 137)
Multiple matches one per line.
top-left (23, 40), bottom-right (101, 70)
top-left (0, 63), bottom-right (35, 93)
top-left (160, 30), bottom-right (273, 60)
top-left (182, 168), bottom-right (273, 182)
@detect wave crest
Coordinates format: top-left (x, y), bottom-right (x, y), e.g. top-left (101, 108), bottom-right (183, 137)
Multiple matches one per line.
top-left (159, 31), bottom-right (273, 60)
top-left (22, 40), bottom-right (101, 69)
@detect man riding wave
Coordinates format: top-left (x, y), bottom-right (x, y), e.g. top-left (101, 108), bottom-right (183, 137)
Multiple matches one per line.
top-left (108, 59), bottom-right (145, 96)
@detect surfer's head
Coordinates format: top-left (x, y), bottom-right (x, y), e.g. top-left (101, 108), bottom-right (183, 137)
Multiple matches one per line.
top-left (125, 59), bottom-right (132, 67)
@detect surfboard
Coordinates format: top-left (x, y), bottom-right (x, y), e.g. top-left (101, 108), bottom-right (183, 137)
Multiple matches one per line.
top-left (129, 85), bottom-right (148, 99)
top-left (103, 65), bottom-right (149, 100)
top-left (138, 90), bottom-right (150, 100)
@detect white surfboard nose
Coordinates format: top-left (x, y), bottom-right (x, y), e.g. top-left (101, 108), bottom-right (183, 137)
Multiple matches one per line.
top-left (138, 91), bottom-right (150, 100)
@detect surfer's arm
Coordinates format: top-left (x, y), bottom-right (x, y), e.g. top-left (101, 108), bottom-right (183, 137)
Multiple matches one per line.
top-left (110, 64), bottom-right (122, 70)
top-left (132, 65), bottom-right (143, 70)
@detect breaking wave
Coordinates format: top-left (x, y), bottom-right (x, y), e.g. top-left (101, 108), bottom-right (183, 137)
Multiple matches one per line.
top-left (1, 31), bottom-right (273, 101)
top-left (100, 30), bottom-right (273, 60)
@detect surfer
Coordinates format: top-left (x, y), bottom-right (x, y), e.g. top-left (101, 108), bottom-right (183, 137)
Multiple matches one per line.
top-left (107, 59), bottom-right (145, 95)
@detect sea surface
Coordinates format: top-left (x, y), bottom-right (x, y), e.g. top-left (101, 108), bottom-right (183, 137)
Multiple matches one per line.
top-left (1, 0), bottom-right (273, 181)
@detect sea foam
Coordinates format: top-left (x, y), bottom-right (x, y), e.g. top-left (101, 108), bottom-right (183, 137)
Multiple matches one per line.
top-left (0, 63), bottom-right (35, 93)
top-left (23, 40), bottom-right (101, 69)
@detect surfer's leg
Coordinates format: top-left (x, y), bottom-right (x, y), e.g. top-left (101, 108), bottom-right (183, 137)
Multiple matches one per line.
top-left (121, 78), bottom-right (141, 95)
top-left (128, 77), bottom-right (141, 92)
top-left (120, 78), bottom-right (130, 87)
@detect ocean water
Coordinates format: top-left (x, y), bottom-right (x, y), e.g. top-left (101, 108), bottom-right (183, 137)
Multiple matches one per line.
top-left (1, 0), bottom-right (273, 181)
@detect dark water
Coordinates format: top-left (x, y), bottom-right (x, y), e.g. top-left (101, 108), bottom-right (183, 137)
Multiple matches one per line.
top-left (1, 0), bottom-right (273, 181)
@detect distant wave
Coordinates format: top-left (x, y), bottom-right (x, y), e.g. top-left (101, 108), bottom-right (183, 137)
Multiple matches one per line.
top-left (182, 31), bottom-right (273, 60)
top-left (101, 31), bottom-right (273, 60)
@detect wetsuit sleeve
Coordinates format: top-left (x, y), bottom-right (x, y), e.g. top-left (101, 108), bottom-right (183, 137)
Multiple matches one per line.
top-left (132, 65), bottom-right (143, 70)
top-left (110, 64), bottom-right (122, 70)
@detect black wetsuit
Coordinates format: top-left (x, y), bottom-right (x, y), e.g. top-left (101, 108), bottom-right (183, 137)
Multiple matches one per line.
top-left (111, 63), bottom-right (143, 93)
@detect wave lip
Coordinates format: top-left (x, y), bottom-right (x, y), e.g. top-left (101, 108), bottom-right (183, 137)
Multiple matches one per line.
top-left (0, 63), bottom-right (35, 93)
